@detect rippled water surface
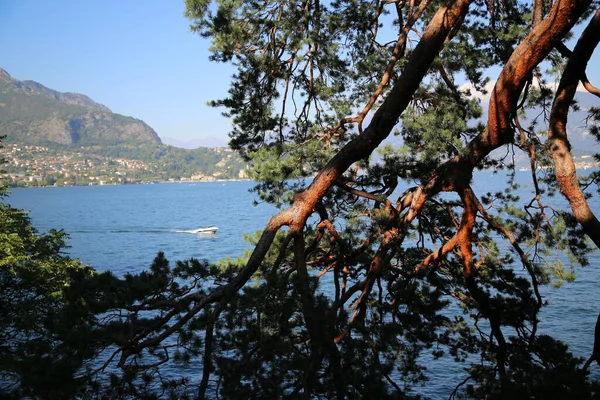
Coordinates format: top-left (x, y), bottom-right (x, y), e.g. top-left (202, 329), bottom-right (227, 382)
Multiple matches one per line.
top-left (7, 172), bottom-right (600, 396)
top-left (9, 181), bottom-right (277, 272)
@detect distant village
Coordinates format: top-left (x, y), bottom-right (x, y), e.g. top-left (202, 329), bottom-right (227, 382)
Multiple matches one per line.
top-left (2, 143), bottom-right (598, 188)
top-left (1, 144), bottom-right (249, 187)
top-left (569, 155), bottom-right (600, 170)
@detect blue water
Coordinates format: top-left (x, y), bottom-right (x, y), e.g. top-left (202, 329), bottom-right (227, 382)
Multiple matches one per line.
top-left (6, 173), bottom-right (600, 395)
top-left (7, 181), bottom-right (278, 273)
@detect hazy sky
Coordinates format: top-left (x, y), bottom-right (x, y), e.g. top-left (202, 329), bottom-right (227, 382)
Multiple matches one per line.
top-left (1, 1), bottom-right (599, 145)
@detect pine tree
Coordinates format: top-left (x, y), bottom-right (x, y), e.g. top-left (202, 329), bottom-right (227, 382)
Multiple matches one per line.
top-left (5, 0), bottom-right (600, 398)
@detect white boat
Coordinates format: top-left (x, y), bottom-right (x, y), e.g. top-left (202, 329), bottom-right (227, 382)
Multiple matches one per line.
top-left (191, 226), bottom-right (219, 234)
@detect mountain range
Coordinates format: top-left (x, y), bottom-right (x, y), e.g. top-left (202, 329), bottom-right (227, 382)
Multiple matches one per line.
top-left (0, 68), bottom-right (161, 146)
top-left (161, 135), bottom-right (228, 149)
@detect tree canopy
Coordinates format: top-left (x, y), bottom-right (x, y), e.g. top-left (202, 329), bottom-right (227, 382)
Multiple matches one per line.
top-left (4, 0), bottom-right (600, 398)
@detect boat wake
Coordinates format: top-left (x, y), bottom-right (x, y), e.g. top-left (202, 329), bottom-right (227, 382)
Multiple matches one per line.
top-left (66, 227), bottom-right (219, 235)
top-left (176, 227), bottom-right (219, 235)
top-left (67, 228), bottom-right (175, 234)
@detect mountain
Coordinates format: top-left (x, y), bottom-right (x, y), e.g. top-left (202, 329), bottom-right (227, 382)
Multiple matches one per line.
top-left (0, 68), bottom-right (161, 146)
top-left (161, 135), bottom-right (228, 149)
top-left (381, 90), bottom-right (600, 168)
top-left (485, 91), bottom-right (600, 167)
top-left (561, 91), bottom-right (600, 153)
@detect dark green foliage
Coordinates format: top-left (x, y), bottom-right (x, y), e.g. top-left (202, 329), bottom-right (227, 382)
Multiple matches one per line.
top-left (465, 335), bottom-right (598, 399)
top-left (0, 194), bottom-right (98, 398)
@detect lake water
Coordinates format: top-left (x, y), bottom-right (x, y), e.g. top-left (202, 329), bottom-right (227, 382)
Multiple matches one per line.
top-left (7, 181), bottom-right (278, 273)
top-left (7, 172), bottom-right (600, 395)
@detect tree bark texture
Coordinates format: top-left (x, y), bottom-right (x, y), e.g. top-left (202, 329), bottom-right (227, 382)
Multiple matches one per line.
top-left (549, 8), bottom-right (600, 248)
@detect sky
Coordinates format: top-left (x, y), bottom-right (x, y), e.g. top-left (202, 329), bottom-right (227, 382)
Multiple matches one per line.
top-left (0, 0), bottom-right (234, 146)
top-left (1, 1), bottom-right (599, 147)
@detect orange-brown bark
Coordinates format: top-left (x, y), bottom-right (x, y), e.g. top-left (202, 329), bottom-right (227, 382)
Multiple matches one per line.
top-left (403, 0), bottom-right (592, 235)
top-left (116, 1), bottom-right (598, 379)
top-left (549, 8), bottom-right (600, 248)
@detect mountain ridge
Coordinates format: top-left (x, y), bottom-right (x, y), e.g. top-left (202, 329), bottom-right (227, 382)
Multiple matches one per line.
top-left (0, 67), bottom-right (161, 146)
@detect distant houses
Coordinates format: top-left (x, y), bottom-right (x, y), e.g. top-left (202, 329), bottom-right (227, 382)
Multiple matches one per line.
top-left (1, 143), bottom-right (251, 187)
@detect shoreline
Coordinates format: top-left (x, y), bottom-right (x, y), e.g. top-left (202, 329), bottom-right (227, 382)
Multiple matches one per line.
top-left (6, 177), bottom-right (254, 189)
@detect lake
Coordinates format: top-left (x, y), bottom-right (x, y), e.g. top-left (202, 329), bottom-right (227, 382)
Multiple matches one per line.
top-left (7, 172), bottom-right (600, 395)
top-left (7, 181), bottom-right (278, 273)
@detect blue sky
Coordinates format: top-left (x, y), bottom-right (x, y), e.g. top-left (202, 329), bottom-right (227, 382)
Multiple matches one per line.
top-left (0, 0), bottom-right (234, 145)
top-left (1, 1), bottom-right (599, 147)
